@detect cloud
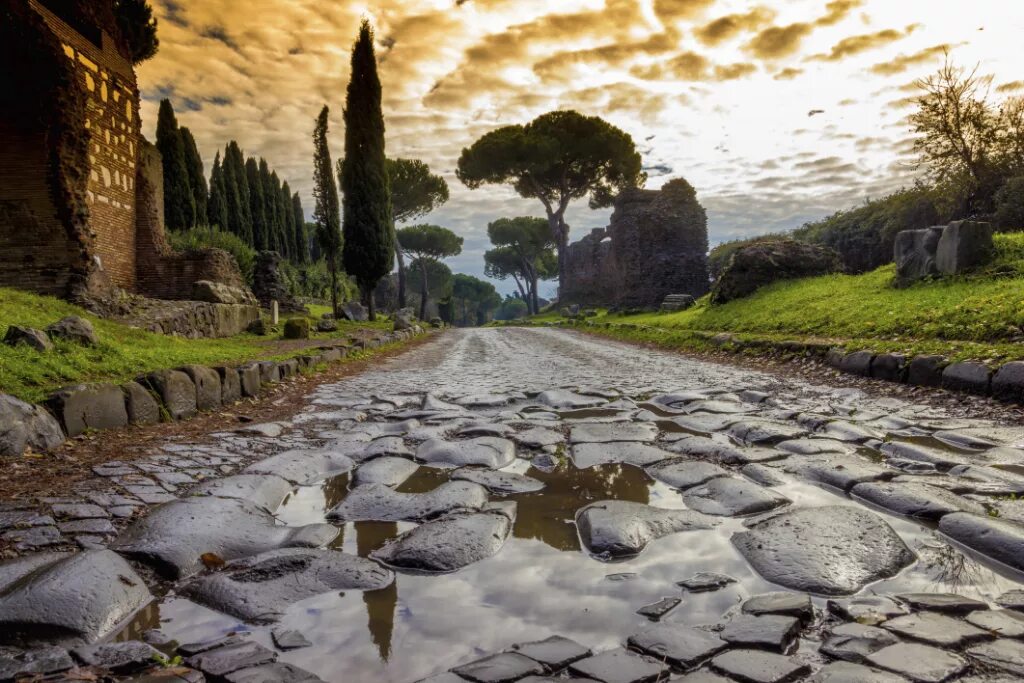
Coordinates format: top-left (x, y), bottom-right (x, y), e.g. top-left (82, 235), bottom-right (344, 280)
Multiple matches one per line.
top-left (632, 53), bottom-right (757, 82)
top-left (773, 67), bottom-right (803, 80)
top-left (695, 8), bottom-right (776, 46)
top-left (808, 25), bottom-right (918, 61)
top-left (997, 80), bottom-right (1024, 93)
top-left (653, 0), bottom-right (716, 23)
top-left (869, 44), bottom-right (951, 75)
top-left (744, 0), bottom-right (863, 60)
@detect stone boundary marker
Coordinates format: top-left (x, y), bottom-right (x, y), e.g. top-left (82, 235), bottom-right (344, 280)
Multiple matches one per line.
top-left (564, 319), bottom-right (1024, 405)
top-left (0, 326), bottom-right (425, 457)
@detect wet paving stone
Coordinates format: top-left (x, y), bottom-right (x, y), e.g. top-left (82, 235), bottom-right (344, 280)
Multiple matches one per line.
top-left (709, 649), bottom-right (810, 683)
top-left (645, 460), bottom-right (731, 490)
top-left (451, 652), bottom-right (545, 683)
top-left (112, 497), bottom-right (338, 579)
top-left (821, 622), bottom-right (901, 663)
top-left (576, 500), bottom-right (716, 558)
top-left (568, 648), bottom-right (670, 683)
top-left (569, 422), bottom-right (658, 444)
top-left (996, 589), bottom-right (1024, 611)
top-left (71, 641), bottom-right (161, 673)
top-left (881, 611), bottom-right (993, 647)
top-left (865, 642), bottom-right (968, 682)
top-left (809, 661), bottom-right (910, 683)
top-left (509, 635), bottom-right (591, 671)
top-left (271, 628), bottom-right (312, 650)
top-left (416, 437), bottom-right (516, 468)
top-left (851, 481), bottom-right (986, 521)
top-left (185, 639), bottom-right (278, 677)
top-left (180, 548), bottom-right (394, 623)
top-left (571, 441), bottom-right (678, 468)
top-left (452, 467), bottom-right (545, 494)
top-left (371, 509), bottom-right (513, 572)
top-left (682, 476), bottom-right (790, 517)
top-left (964, 609), bottom-right (1024, 637)
top-left (327, 481), bottom-right (488, 522)
top-left (719, 613), bottom-right (801, 652)
top-left (828, 596), bottom-right (909, 624)
top-left (626, 624), bottom-right (726, 669)
top-left (225, 661), bottom-right (325, 682)
top-left (965, 638), bottom-right (1024, 676)
top-left (733, 506), bottom-right (915, 595)
top-left (896, 593), bottom-right (989, 615)
top-left (938, 512), bottom-right (1024, 573)
top-left (0, 647), bottom-right (74, 679)
top-left (742, 593), bottom-right (813, 622)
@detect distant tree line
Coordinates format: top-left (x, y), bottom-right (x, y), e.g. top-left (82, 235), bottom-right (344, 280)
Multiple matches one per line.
top-left (712, 57), bottom-right (1024, 276)
top-left (156, 98), bottom-right (309, 264)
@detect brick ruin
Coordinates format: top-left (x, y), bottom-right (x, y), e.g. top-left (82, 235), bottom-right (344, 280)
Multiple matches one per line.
top-left (561, 178), bottom-right (710, 308)
top-left (0, 0), bottom-right (244, 305)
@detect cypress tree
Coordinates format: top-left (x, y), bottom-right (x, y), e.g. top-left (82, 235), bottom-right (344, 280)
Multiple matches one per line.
top-left (223, 142), bottom-right (252, 244)
top-left (280, 181), bottom-right (295, 262)
top-left (245, 157), bottom-right (267, 250)
top-left (155, 99), bottom-right (195, 230)
top-left (341, 20), bottom-right (393, 318)
top-left (312, 105), bottom-right (342, 317)
top-left (293, 193), bottom-right (310, 264)
top-left (179, 126), bottom-right (208, 226)
top-left (207, 151), bottom-right (229, 230)
top-left (267, 167), bottom-right (284, 256)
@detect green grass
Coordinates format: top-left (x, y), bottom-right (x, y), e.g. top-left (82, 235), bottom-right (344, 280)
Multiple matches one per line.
top-left (530, 233), bottom-right (1024, 363)
top-left (0, 289), bottom-right (391, 403)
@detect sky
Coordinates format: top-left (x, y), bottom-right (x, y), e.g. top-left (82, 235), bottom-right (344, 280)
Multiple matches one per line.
top-left (136, 0), bottom-right (1024, 297)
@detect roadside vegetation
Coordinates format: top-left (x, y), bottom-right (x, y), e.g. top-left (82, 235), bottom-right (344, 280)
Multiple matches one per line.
top-left (0, 288), bottom-right (389, 403)
top-left (520, 232), bottom-right (1024, 363)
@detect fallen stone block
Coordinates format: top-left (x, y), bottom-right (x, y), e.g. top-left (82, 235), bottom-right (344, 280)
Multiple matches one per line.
top-left (45, 383), bottom-right (128, 437)
top-left (259, 361), bottom-right (280, 384)
top-left (46, 316), bottom-right (97, 346)
top-left (216, 366), bottom-right (242, 404)
top-left (3, 325), bottom-right (52, 351)
top-left (936, 220), bottom-right (994, 275)
top-left (371, 509), bottom-right (512, 573)
top-left (870, 353), bottom-right (907, 382)
top-left (840, 351), bottom-right (874, 377)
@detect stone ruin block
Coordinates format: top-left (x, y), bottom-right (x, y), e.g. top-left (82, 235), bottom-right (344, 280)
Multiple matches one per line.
top-left (895, 221), bottom-right (993, 285)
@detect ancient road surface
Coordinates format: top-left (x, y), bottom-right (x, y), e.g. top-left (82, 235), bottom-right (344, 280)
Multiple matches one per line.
top-left (3, 327), bottom-right (1024, 683)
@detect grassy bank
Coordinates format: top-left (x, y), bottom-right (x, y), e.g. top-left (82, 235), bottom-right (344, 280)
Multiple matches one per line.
top-left (525, 233), bottom-right (1024, 363)
top-left (0, 288), bottom-right (390, 403)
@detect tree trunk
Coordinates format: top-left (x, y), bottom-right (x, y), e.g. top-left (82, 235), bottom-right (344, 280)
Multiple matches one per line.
top-left (530, 272), bottom-right (540, 314)
top-left (363, 286), bottom-right (376, 320)
top-left (511, 273), bottom-right (528, 311)
top-left (395, 241), bottom-right (407, 308)
top-left (546, 211), bottom-right (568, 300)
top-left (419, 260), bottom-right (430, 320)
top-left (328, 254), bottom-right (339, 319)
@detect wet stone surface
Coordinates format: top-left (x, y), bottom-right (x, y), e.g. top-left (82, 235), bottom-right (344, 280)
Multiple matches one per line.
top-left (4, 328), bottom-right (1024, 682)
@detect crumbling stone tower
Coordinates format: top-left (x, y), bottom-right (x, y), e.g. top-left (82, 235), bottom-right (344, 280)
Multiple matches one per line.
top-left (560, 178), bottom-right (710, 308)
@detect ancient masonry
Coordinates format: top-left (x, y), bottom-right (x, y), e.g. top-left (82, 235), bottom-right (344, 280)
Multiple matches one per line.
top-left (560, 178), bottom-right (710, 308)
top-left (0, 0), bottom-right (241, 301)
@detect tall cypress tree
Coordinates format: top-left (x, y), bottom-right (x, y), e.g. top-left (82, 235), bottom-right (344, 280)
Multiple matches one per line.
top-left (223, 142), bottom-right (252, 244)
top-left (312, 105), bottom-right (342, 317)
top-left (155, 99), bottom-right (195, 230)
top-left (208, 151), bottom-right (229, 230)
top-left (293, 193), bottom-right (310, 264)
top-left (267, 167), bottom-right (284, 256)
top-left (280, 180), bottom-right (295, 262)
top-left (341, 20), bottom-right (393, 318)
top-left (179, 126), bottom-right (208, 226)
top-left (245, 157), bottom-right (267, 250)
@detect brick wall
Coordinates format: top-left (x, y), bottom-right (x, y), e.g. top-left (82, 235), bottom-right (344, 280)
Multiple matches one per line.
top-left (135, 140), bottom-right (246, 300)
top-left (32, 0), bottom-right (140, 290)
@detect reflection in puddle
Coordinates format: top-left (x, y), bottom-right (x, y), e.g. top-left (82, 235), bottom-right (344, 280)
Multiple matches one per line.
top-left (126, 458), bottom-right (1024, 683)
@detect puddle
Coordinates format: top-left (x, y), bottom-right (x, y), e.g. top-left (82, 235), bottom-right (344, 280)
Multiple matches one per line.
top-left (120, 458), bottom-right (1024, 682)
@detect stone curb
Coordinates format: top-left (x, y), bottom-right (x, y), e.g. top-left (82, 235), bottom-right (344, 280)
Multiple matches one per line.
top-left (561, 319), bottom-right (1024, 405)
top-left (0, 326), bottom-right (427, 456)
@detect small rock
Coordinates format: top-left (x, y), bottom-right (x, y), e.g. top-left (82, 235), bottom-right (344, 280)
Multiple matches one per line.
top-left (71, 641), bottom-right (160, 672)
top-left (576, 500), bottom-right (715, 559)
top-left (710, 649), bottom-right (810, 683)
top-left (742, 593), bottom-right (814, 621)
top-left (809, 661), bottom-right (909, 683)
top-left (627, 624), bottom-right (726, 669)
top-left (46, 316), bottom-right (97, 346)
top-left (568, 648), bottom-right (669, 683)
top-left (827, 596), bottom-right (908, 625)
top-left (820, 623), bottom-right (900, 663)
top-left (881, 611), bottom-right (993, 647)
top-left (2, 325), bottom-right (52, 351)
top-left (271, 629), bottom-right (312, 650)
top-left (964, 609), bottom-right (1024, 638)
top-left (896, 592), bottom-right (988, 615)
top-left (226, 662), bottom-right (324, 682)
top-left (510, 635), bottom-right (591, 671)
top-left (720, 614), bottom-right (801, 652)
top-left (965, 638), bottom-right (1024, 676)
top-left (866, 643), bottom-right (967, 682)
top-left (682, 477), bottom-right (790, 517)
top-left (451, 652), bottom-right (544, 683)
top-left (677, 572), bottom-right (736, 593)
top-left (0, 647), bottom-right (74, 679)
top-left (636, 597), bottom-right (681, 621)
top-left (186, 639), bottom-right (277, 677)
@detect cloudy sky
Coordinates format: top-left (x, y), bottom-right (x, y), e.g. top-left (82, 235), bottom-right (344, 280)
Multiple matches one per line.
top-left (137, 0), bottom-right (1023, 296)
